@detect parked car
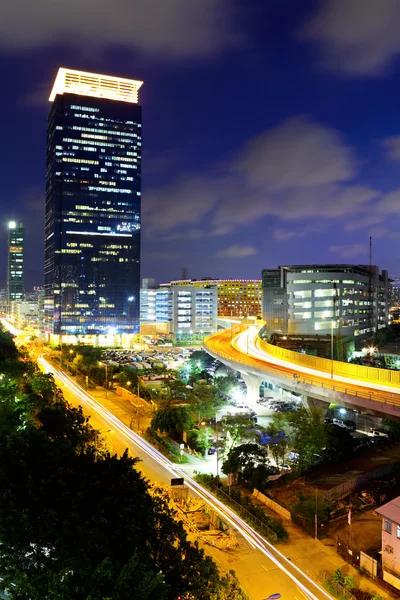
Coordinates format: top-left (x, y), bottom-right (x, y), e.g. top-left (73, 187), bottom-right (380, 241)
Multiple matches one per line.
top-left (343, 420), bottom-right (356, 430)
top-left (367, 428), bottom-right (388, 438)
top-left (324, 417), bottom-right (333, 424)
top-left (279, 463), bottom-right (292, 472)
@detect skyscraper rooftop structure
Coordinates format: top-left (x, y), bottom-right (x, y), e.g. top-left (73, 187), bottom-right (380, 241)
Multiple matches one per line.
top-left (45, 68), bottom-right (143, 345)
top-left (6, 221), bottom-right (24, 313)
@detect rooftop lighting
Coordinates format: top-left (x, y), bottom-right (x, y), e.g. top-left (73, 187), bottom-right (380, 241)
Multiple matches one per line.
top-left (49, 68), bottom-right (143, 104)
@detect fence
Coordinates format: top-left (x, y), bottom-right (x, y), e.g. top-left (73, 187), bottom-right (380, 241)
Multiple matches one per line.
top-left (323, 461), bottom-right (400, 501)
top-left (253, 489), bottom-right (291, 520)
top-left (360, 550), bottom-right (378, 578)
top-left (204, 482), bottom-right (278, 543)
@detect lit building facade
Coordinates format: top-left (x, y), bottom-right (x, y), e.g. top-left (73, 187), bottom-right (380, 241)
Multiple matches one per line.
top-left (6, 221), bottom-right (24, 313)
top-left (140, 284), bottom-right (218, 337)
top-left (262, 264), bottom-right (391, 342)
top-left (45, 69), bottom-right (143, 344)
top-left (161, 279), bottom-right (261, 318)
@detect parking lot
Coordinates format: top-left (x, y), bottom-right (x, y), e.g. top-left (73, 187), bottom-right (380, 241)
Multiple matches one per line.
top-left (101, 346), bottom-right (191, 371)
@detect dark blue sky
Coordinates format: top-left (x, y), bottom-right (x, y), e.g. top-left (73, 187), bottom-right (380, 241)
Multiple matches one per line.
top-left (1, 0), bottom-right (400, 288)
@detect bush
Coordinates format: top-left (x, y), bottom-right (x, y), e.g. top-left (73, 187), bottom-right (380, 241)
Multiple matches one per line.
top-left (145, 428), bottom-right (188, 463)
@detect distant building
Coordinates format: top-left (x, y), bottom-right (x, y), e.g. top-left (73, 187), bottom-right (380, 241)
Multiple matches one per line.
top-left (391, 276), bottom-right (400, 306)
top-left (45, 68), bottom-right (143, 345)
top-left (262, 264), bottom-right (391, 343)
top-left (376, 497), bottom-right (400, 590)
top-left (140, 282), bottom-right (218, 338)
top-left (161, 278), bottom-right (262, 318)
top-left (6, 221), bottom-right (24, 313)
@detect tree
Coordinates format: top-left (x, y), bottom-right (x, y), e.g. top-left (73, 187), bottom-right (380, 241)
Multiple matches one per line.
top-left (279, 407), bottom-right (326, 473)
top-left (188, 384), bottom-right (221, 424)
top-left (220, 414), bottom-right (256, 457)
top-left (324, 423), bottom-right (354, 462)
top-left (0, 410), bottom-right (246, 599)
top-left (265, 423), bottom-right (288, 466)
top-left (382, 418), bottom-right (400, 440)
top-left (150, 406), bottom-right (193, 439)
top-left (222, 443), bottom-right (275, 490)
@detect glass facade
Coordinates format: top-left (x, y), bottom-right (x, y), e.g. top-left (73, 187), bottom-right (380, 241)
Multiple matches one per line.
top-left (7, 221), bottom-right (24, 312)
top-left (45, 81), bottom-right (142, 338)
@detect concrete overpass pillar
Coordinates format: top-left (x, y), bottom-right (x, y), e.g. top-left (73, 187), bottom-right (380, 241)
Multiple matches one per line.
top-left (302, 396), bottom-right (329, 414)
top-left (241, 373), bottom-right (263, 406)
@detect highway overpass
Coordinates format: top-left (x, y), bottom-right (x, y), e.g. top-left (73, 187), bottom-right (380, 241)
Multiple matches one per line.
top-left (204, 327), bottom-right (400, 420)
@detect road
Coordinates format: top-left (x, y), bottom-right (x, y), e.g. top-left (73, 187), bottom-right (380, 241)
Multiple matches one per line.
top-left (205, 328), bottom-right (400, 406)
top-left (37, 354), bottom-right (333, 600)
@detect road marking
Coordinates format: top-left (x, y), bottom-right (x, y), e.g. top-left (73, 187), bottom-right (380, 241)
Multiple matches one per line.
top-left (297, 587), bottom-right (311, 600)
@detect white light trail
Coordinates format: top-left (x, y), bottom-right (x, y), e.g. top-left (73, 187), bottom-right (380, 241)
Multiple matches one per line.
top-left (38, 354), bottom-right (332, 600)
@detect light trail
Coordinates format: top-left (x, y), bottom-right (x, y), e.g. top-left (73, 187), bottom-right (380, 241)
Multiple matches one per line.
top-left (38, 354), bottom-right (333, 600)
top-left (233, 329), bottom-right (400, 397)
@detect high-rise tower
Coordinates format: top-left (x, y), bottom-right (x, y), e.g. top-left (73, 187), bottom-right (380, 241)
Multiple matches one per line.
top-left (45, 68), bottom-right (143, 344)
top-left (6, 221), bottom-right (24, 313)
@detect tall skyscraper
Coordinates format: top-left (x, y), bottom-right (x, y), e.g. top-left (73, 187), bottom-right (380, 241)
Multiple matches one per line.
top-left (45, 68), bottom-right (143, 344)
top-left (6, 221), bottom-right (24, 313)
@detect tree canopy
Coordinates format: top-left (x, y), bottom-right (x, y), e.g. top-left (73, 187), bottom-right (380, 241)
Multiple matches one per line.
top-left (0, 334), bottom-right (248, 599)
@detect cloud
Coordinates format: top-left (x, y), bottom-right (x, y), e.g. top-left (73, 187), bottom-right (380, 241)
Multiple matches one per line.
top-left (382, 136), bottom-right (400, 161)
top-left (301, 0), bottom-right (400, 75)
top-left (329, 243), bottom-right (368, 259)
top-left (144, 116), bottom-right (380, 239)
top-left (148, 252), bottom-right (179, 260)
top-left (235, 117), bottom-right (356, 189)
top-left (378, 189), bottom-right (400, 214)
top-left (344, 214), bottom-right (385, 232)
top-left (215, 245), bottom-right (257, 258)
top-left (273, 224), bottom-right (326, 241)
top-left (0, 0), bottom-right (236, 58)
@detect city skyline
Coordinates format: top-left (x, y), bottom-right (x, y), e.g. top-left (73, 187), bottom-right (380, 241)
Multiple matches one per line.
top-left (1, 1), bottom-right (400, 288)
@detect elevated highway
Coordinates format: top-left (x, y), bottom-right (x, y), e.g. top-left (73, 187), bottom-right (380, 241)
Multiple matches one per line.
top-left (204, 327), bottom-right (400, 419)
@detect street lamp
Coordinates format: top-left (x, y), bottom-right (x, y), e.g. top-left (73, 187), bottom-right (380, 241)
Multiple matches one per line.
top-left (94, 429), bottom-right (114, 462)
top-left (98, 361), bottom-right (108, 398)
top-left (263, 595), bottom-right (281, 600)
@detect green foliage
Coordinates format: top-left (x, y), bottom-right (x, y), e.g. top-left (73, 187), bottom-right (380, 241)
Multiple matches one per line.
top-left (278, 407), bottom-right (326, 473)
top-left (382, 418), bottom-right (400, 440)
top-left (265, 423), bottom-right (288, 465)
top-left (220, 414), bottom-right (256, 456)
top-left (343, 575), bottom-right (356, 591)
top-left (0, 337), bottom-right (246, 599)
top-left (324, 423), bottom-right (354, 461)
top-left (331, 568), bottom-right (345, 585)
top-left (150, 405), bottom-right (193, 439)
top-left (222, 443), bottom-right (276, 489)
top-left (187, 428), bottom-right (209, 453)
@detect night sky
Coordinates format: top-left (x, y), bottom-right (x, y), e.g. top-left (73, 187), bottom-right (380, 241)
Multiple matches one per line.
top-left (1, 0), bottom-right (400, 290)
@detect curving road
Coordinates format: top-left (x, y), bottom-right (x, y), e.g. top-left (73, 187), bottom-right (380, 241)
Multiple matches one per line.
top-left (37, 354), bottom-right (333, 600)
top-left (205, 329), bottom-right (400, 407)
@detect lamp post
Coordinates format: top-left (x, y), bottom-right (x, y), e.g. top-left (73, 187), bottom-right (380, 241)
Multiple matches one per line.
top-left (98, 361), bottom-right (108, 398)
top-left (94, 429), bottom-right (113, 463)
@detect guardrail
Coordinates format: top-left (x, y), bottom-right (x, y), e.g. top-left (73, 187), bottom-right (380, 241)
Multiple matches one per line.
top-left (204, 331), bottom-right (400, 408)
top-left (258, 336), bottom-right (400, 388)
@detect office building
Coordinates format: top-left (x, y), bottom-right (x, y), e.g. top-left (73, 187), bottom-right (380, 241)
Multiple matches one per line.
top-left (45, 68), bottom-right (143, 345)
top-left (140, 283), bottom-right (217, 338)
top-left (161, 278), bottom-right (261, 318)
top-left (262, 264), bottom-right (391, 342)
top-left (6, 221), bottom-right (24, 313)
